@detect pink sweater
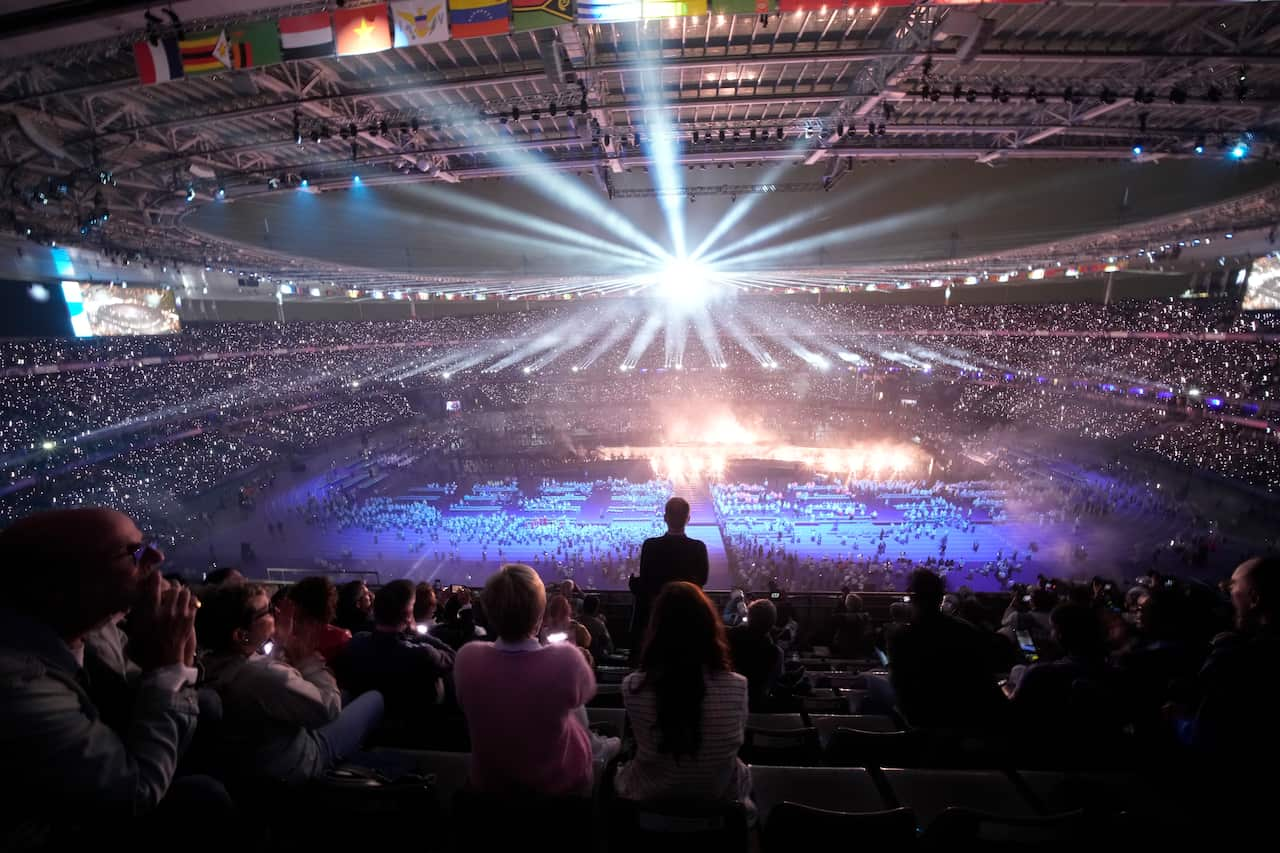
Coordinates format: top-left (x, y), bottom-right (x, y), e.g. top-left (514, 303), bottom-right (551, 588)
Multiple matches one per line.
top-left (454, 638), bottom-right (597, 795)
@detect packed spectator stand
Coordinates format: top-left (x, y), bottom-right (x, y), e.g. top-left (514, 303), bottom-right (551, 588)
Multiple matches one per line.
top-left (1, 501), bottom-right (1276, 850)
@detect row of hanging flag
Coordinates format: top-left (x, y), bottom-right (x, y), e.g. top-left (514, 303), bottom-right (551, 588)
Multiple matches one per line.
top-left (133, 0), bottom-right (1041, 85)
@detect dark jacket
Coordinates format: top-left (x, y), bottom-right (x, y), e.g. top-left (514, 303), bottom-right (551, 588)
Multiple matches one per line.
top-left (631, 532), bottom-right (709, 646)
top-left (727, 624), bottom-right (784, 710)
top-left (334, 629), bottom-right (455, 718)
top-left (888, 613), bottom-right (1009, 731)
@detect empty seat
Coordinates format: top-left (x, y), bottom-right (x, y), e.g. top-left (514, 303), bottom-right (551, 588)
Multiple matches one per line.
top-left (810, 714), bottom-right (901, 747)
top-left (882, 769), bottom-right (1037, 827)
top-left (920, 807), bottom-right (1091, 849)
top-left (740, 726), bottom-right (823, 766)
top-left (763, 803), bottom-right (918, 850)
top-left (1014, 770), bottom-right (1161, 817)
top-left (825, 728), bottom-right (923, 768)
top-left (372, 749), bottom-right (471, 809)
top-left (750, 765), bottom-right (886, 822)
top-left (607, 798), bottom-right (749, 853)
top-left (746, 712), bottom-right (806, 730)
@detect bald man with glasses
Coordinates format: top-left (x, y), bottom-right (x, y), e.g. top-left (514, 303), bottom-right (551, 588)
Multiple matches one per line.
top-left (0, 508), bottom-right (205, 846)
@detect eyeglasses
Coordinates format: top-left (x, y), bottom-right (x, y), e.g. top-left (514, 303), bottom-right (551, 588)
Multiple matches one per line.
top-left (114, 540), bottom-right (161, 566)
top-left (248, 603), bottom-right (279, 623)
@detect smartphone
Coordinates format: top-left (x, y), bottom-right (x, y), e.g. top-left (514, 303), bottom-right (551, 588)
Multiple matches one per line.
top-left (1022, 594), bottom-right (1032, 604)
top-left (547, 631), bottom-right (569, 644)
top-left (1015, 630), bottom-right (1039, 661)
top-left (902, 595), bottom-right (911, 604)
top-left (261, 640), bottom-right (275, 657)
top-left (770, 592), bottom-right (781, 600)
top-left (415, 623), bottom-right (430, 636)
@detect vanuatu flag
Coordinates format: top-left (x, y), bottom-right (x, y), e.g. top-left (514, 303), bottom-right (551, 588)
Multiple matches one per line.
top-left (513, 0), bottom-right (574, 31)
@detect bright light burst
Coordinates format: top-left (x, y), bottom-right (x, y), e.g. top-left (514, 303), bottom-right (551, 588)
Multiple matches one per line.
top-left (655, 257), bottom-right (718, 311)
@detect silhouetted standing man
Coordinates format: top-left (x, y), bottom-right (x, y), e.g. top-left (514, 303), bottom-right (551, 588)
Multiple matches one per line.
top-left (630, 497), bottom-right (709, 654)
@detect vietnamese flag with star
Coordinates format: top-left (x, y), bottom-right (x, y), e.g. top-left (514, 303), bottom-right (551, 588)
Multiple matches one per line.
top-left (335, 4), bottom-right (392, 56)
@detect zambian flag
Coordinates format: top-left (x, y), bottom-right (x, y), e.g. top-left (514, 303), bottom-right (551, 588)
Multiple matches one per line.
top-left (180, 22), bottom-right (281, 75)
top-left (711, 0), bottom-right (773, 13)
top-left (513, 0), bottom-right (575, 30)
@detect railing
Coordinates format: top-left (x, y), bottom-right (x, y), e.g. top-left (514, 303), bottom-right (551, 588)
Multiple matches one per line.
top-left (265, 566), bottom-right (381, 585)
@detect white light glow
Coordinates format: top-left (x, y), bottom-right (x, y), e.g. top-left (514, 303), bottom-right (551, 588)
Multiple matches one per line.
top-left (656, 258), bottom-right (717, 310)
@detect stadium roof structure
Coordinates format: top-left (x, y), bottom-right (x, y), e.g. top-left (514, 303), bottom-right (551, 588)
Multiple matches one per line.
top-left (2, 0), bottom-right (1280, 293)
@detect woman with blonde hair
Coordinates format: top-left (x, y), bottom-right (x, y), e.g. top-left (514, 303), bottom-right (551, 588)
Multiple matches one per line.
top-left (454, 564), bottom-right (598, 795)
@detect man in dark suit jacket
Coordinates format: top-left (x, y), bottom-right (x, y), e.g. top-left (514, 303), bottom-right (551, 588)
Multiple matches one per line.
top-left (630, 497), bottom-right (709, 652)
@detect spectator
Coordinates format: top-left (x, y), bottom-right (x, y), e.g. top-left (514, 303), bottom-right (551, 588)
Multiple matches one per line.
top-left (727, 599), bottom-right (784, 711)
top-left (0, 509), bottom-right (204, 845)
top-left (454, 564), bottom-right (597, 795)
top-left (202, 567), bottom-right (244, 588)
top-left (334, 580), bottom-right (375, 634)
top-left (414, 582), bottom-right (437, 628)
top-left (579, 594), bottom-right (614, 659)
top-left (289, 576), bottom-right (350, 665)
top-left (1178, 557), bottom-right (1280, 765)
top-left (540, 593), bottom-right (592, 657)
top-left (831, 593), bottom-right (875, 659)
top-left (198, 583), bottom-right (386, 784)
top-left (269, 585), bottom-right (293, 649)
top-left (722, 589), bottom-right (748, 628)
top-left (333, 580), bottom-right (455, 722)
top-left (616, 582), bottom-right (752, 817)
top-left (630, 497), bottom-right (710, 653)
top-left (433, 594), bottom-right (483, 651)
top-left (1009, 603), bottom-right (1115, 735)
top-left (887, 569), bottom-right (1009, 731)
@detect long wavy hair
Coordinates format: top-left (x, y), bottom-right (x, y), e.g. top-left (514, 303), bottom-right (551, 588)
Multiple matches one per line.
top-left (634, 581), bottom-right (732, 760)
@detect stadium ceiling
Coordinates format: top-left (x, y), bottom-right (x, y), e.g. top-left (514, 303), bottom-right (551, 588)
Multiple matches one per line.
top-left (2, 0), bottom-right (1280, 277)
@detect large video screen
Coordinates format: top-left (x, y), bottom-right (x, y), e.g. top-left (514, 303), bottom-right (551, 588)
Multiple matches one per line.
top-left (60, 282), bottom-right (181, 337)
top-left (0, 281), bottom-right (73, 338)
top-left (1243, 255), bottom-right (1280, 311)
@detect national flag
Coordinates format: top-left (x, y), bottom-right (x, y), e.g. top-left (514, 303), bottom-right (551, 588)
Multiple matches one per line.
top-left (179, 29), bottom-right (232, 76)
top-left (711, 0), bottom-right (774, 13)
top-left (335, 4), bottom-right (393, 56)
top-left (513, 0), bottom-right (574, 31)
top-left (224, 21), bottom-right (283, 69)
top-left (448, 0), bottom-right (511, 38)
top-left (643, 0), bottom-right (707, 17)
top-left (391, 0), bottom-right (450, 45)
top-left (576, 0), bottom-right (642, 22)
top-left (777, 0), bottom-right (846, 11)
top-left (279, 12), bottom-right (335, 61)
top-left (133, 38), bottom-right (184, 85)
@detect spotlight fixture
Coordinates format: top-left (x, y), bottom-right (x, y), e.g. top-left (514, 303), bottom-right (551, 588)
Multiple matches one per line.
top-left (952, 83), bottom-right (962, 102)
top-left (776, 127), bottom-right (783, 140)
top-left (512, 106), bottom-right (520, 121)
top-left (705, 131), bottom-right (712, 142)
top-left (1229, 141), bottom-right (1249, 159)
top-left (379, 120), bottom-right (389, 136)
top-left (1131, 142), bottom-right (1144, 157)
top-left (531, 109), bottom-right (540, 120)
top-left (1205, 85), bottom-right (1221, 103)
top-left (1099, 87), bottom-right (1115, 104)
top-left (719, 129), bottom-right (726, 142)
top-left (410, 118), bottom-right (420, 132)
top-left (1169, 87), bottom-right (1187, 105)
top-left (1193, 136), bottom-right (1206, 155)
top-left (185, 185), bottom-right (196, 202)
top-left (603, 134), bottom-right (611, 146)
top-left (549, 103), bottom-right (557, 116)
top-left (733, 128), bottom-right (740, 139)
top-left (215, 186), bottom-right (226, 199)
top-left (351, 141), bottom-right (358, 161)
top-left (750, 127), bottom-right (758, 141)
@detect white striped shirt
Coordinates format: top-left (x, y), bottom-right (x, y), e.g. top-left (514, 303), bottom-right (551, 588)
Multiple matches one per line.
top-left (615, 669), bottom-right (752, 806)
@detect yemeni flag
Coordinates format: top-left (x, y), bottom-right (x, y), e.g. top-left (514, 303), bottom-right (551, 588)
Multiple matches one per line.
top-left (133, 37), bottom-right (184, 84)
top-left (335, 4), bottom-right (392, 56)
top-left (448, 0), bottom-right (511, 38)
top-left (280, 12), bottom-right (335, 61)
top-left (712, 0), bottom-right (773, 13)
top-left (512, 0), bottom-right (575, 31)
top-left (224, 22), bottom-right (283, 69)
